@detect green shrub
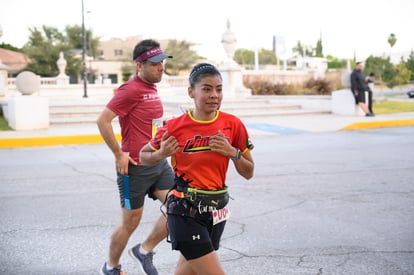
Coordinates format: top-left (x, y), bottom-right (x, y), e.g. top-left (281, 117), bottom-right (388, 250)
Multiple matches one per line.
top-left (0, 115), bottom-right (12, 131)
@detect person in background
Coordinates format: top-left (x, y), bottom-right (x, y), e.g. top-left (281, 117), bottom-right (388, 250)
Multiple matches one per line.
top-left (366, 72), bottom-right (375, 115)
top-left (96, 39), bottom-right (174, 275)
top-left (140, 63), bottom-right (255, 275)
top-left (350, 61), bottom-right (374, 117)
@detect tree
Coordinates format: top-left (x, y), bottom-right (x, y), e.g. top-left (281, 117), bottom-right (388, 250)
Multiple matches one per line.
top-left (315, 38), bottom-right (323, 57)
top-left (0, 42), bottom-right (22, 52)
top-left (234, 48), bottom-right (254, 65)
top-left (387, 33), bottom-right (397, 56)
top-left (381, 60), bottom-right (396, 87)
top-left (234, 48), bottom-right (277, 68)
top-left (292, 41), bottom-right (315, 57)
top-left (258, 48), bottom-right (277, 65)
top-left (365, 55), bottom-right (387, 80)
top-left (22, 25), bottom-right (99, 78)
top-left (164, 39), bottom-right (200, 76)
top-left (120, 62), bottom-right (136, 82)
top-left (22, 26), bottom-right (67, 76)
top-left (65, 25), bottom-right (99, 59)
top-left (386, 62), bottom-right (411, 88)
top-left (404, 50), bottom-right (414, 81)
top-left (326, 55), bottom-right (347, 69)
top-left (292, 41), bottom-right (304, 57)
top-left (364, 55), bottom-right (412, 88)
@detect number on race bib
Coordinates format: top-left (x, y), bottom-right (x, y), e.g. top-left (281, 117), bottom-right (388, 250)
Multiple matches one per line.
top-left (213, 207), bottom-right (230, 225)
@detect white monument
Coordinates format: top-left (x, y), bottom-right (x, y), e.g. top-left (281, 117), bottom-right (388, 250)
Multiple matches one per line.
top-left (7, 71), bottom-right (49, 130)
top-left (331, 59), bottom-right (364, 116)
top-left (274, 35), bottom-right (288, 71)
top-left (0, 25), bottom-right (7, 97)
top-left (218, 19), bottom-right (250, 98)
top-left (0, 58), bottom-right (7, 97)
top-left (56, 51), bottom-right (70, 85)
top-left (95, 71), bottom-right (103, 84)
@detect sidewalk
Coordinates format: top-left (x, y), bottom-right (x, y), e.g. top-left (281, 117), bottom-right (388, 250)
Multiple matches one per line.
top-left (0, 112), bottom-right (413, 148)
top-left (243, 112), bottom-right (414, 136)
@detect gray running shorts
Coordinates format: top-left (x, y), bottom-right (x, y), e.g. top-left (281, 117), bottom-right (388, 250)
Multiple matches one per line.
top-left (117, 159), bottom-right (174, 209)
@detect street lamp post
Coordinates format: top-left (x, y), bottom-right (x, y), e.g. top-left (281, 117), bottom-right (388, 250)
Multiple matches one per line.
top-left (81, 0), bottom-right (88, 98)
top-left (87, 11), bottom-right (93, 83)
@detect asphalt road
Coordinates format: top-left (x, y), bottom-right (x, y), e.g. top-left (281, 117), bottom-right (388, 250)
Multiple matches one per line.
top-left (1, 127), bottom-right (413, 275)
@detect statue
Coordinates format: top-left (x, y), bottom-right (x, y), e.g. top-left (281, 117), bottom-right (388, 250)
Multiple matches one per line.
top-left (219, 19), bottom-right (250, 97)
top-left (221, 18), bottom-right (237, 64)
top-left (56, 51), bottom-right (69, 85)
top-left (57, 51), bottom-right (67, 76)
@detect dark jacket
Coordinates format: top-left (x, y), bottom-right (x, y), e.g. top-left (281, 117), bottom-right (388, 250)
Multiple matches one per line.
top-left (350, 69), bottom-right (367, 93)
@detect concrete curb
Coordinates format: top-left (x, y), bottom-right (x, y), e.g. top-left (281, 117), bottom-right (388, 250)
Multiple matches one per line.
top-left (340, 119), bottom-right (414, 130)
top-left (0, 133), bottom-right (122, 148)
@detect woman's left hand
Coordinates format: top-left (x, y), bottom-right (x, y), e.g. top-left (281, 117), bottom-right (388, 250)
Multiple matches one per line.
top-left (209, 130), bottom-right (237, 157)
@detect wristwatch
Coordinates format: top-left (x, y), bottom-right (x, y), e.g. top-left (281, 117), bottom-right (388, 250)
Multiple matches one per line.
top-left (231, 148), bottom-right (242, 161)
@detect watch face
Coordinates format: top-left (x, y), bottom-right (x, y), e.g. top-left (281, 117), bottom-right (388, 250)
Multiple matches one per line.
top-left (231, 148), bottom-right (241, 161)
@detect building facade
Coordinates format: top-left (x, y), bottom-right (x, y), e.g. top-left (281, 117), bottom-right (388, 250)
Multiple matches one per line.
top-left (0, 48), bottom-right (30, 77)
top-left (90, 36), bottom-right (169, 84)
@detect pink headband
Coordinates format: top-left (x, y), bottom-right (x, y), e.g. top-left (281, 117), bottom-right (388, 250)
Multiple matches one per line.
top-left (135, 47), bottom-right (163, 62)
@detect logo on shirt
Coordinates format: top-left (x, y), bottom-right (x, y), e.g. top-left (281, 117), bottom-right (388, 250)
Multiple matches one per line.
top-left (183, 135), bottom-right (212, 153)
top-left (142, 94), bottom-right (160, 101)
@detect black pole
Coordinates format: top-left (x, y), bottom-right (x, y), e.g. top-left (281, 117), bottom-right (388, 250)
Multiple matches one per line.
top-left (81, 0), bottom-right (88, 98)
top-left (87, 11), bottom-right (93, 83)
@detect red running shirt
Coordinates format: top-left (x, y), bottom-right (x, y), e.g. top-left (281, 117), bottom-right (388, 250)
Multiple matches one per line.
top-left (149, 111), bottom-right (254, 190)
top-left (107, 75), bottom-right (164, 164)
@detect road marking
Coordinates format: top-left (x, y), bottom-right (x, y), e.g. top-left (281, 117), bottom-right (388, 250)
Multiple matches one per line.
top-left (246, 123), bottom-right (307, 134)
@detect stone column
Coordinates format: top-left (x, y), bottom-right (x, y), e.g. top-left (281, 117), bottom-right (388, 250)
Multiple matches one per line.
top-left (7, 71), bottom-right (49, 130)
top-left (218, 19), bottom-right (250, 98)
top-left (0, 58), bottom-right (8, 97)
top-left (95, 70), bottom-right (102, 84)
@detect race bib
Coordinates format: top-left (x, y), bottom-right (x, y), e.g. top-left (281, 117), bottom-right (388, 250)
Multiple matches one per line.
top-left (212, 207), bottom-right (230, 225)
top-left (152, 118), bottom-right (164, 138)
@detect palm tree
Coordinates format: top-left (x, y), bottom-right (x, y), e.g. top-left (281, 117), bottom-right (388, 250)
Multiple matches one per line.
top-left (387, 33), bottom-right (397, 56)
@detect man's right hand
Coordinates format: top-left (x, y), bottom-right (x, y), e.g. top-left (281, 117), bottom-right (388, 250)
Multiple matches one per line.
top-left (116, 152), bottom-right (137, 175)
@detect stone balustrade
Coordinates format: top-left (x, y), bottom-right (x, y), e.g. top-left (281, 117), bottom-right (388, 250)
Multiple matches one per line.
top-left (8, 77), bottom-right (64, 87)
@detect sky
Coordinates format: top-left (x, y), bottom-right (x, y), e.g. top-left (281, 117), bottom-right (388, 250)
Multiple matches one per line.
top-left (1, 0), bottom-right (414, 63)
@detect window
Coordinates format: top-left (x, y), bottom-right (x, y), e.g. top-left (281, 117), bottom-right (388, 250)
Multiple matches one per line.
top-left (114, 49), bottom-right (123, 56)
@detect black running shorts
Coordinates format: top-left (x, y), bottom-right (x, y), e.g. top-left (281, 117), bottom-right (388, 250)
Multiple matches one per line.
top-left (168, 213), bottom-right (226, 260)
top-left (357, 90), bottom-right (367, 103)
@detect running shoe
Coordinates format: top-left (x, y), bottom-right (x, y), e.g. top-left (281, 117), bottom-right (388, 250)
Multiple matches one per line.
top-left (100, 262), bottom-right (125, 275)
top-left (128, 243), bottom-right (158, 275)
